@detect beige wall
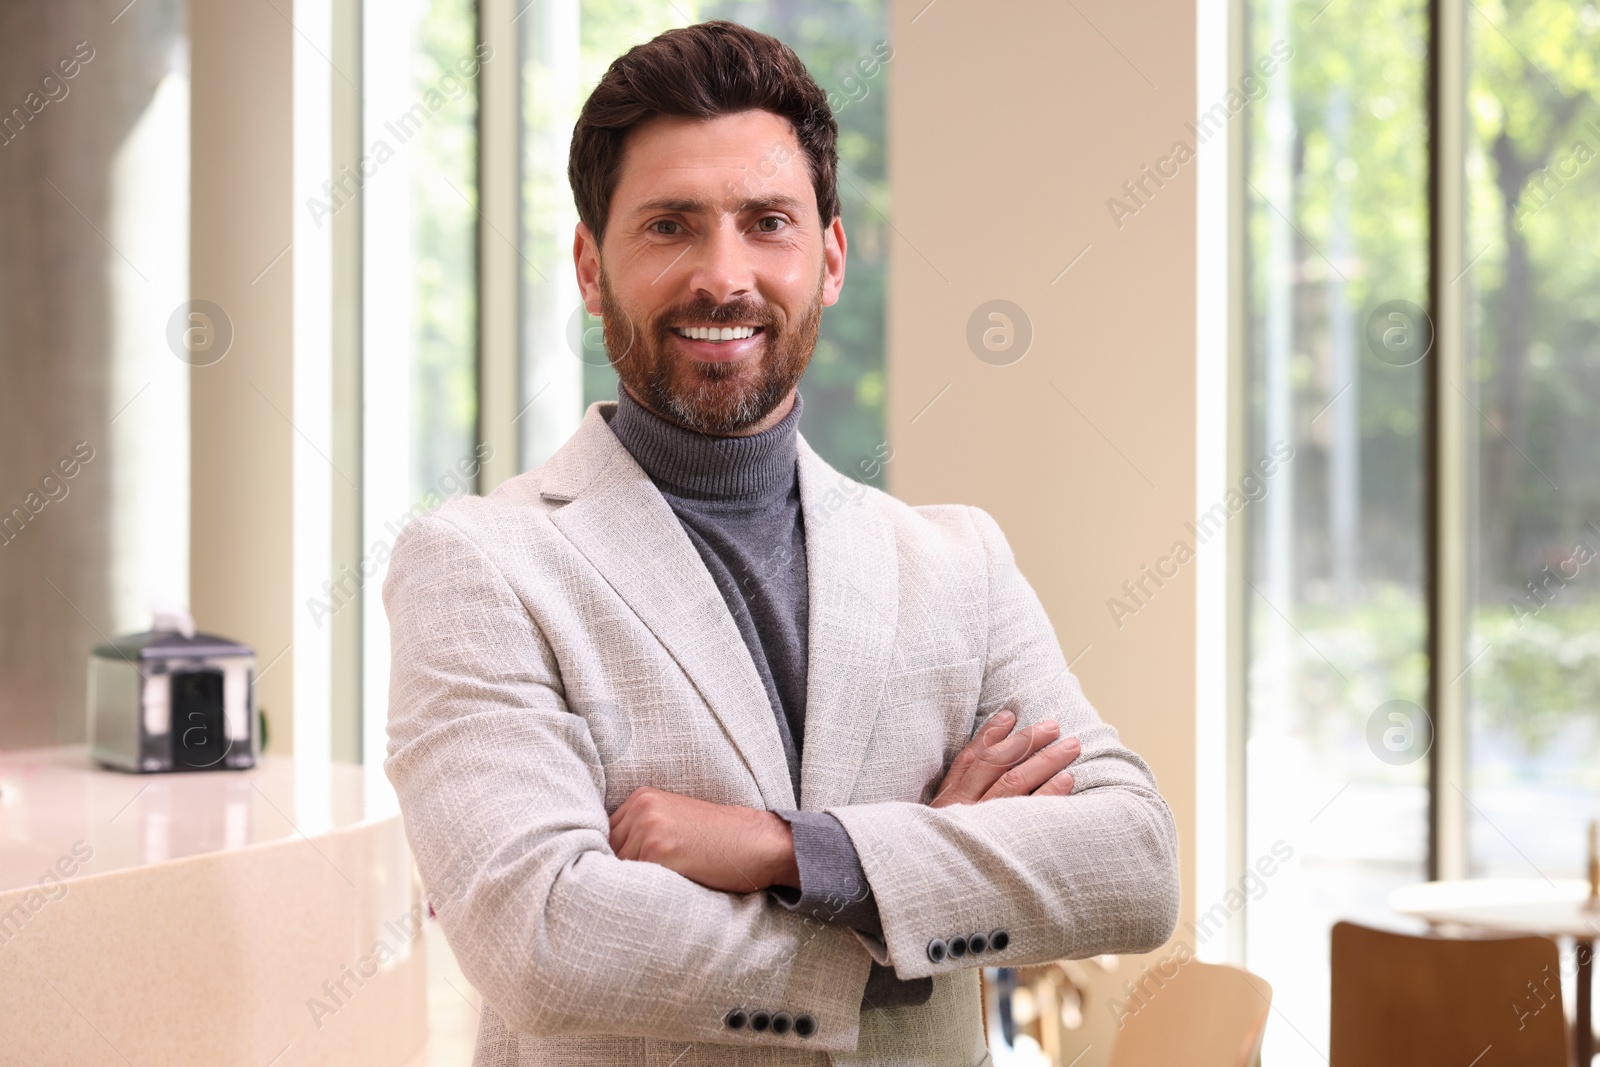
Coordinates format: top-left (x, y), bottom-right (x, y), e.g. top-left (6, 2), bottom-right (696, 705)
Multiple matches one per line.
top-left (0, 1), bottom-right (302, 755)
top-left (885, 0), bottom-right (1198, 990)
top-left (190, 0), bottom-right (296, 754)
top-left (0, 0), bottom-right (187, 749)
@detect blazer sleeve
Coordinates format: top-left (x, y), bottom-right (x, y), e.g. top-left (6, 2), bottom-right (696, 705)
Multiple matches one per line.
top-left (823, 506), bottom-right (1181, 981)
top-left (768, 810), bottom-right (934, 1007)
top-left (382, 513), bottom-right (874, 1050)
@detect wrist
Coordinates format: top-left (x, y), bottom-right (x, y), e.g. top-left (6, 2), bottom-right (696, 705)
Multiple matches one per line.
top-left (760, 811), bottom-right (800, 890)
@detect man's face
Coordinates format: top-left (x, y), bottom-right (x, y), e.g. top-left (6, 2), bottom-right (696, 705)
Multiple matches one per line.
top-left (574, 110), bottom-right (847, 436)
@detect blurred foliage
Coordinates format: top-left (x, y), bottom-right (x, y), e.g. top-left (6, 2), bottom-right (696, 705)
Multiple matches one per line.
top-left (571, 0), bottom-right (889, 482)
top-left (1245, 0), bottom-right (1600, 783)
top-left (1465, 0), bottom-right (1600, 586)
top-left (412, 0), bottom-right (480, 499)
top-left (1277, 587), bottom-right (1430, 782)
top-left (1475, 603), bottom-right (1600, 760)
top-left (1283, 593), bottom-right (1600, 774)
top-left (1243, 0), bottom-right (1433, 794)
top-left (1245, 0), bottom-right (1430, 591)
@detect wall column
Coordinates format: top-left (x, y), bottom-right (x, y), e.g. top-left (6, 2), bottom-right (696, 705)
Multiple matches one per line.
top-left (190, 0), bottom-right (301, 754)
top-left (888, 1), bottom-right (1197, 1053)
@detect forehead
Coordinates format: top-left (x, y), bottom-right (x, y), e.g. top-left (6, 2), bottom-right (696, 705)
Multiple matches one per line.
top-left (611, 110), bottom-right (812, 214)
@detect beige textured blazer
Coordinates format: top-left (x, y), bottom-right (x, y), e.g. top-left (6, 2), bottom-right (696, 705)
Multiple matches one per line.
top-left (384, 402), bottom-right (1179, 1067)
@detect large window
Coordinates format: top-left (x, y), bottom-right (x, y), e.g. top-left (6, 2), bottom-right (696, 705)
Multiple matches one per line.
top-left (363, 0), bottom-right (481, 505)
top-left (516, 0), bottom-right (889, 476)
top-left (1241, 0), bottom-right (1432, 1055)
top-left (1463, 1), bottom-right (1600, 880)
top-left (1239, 1), bottom-right (1600, 1061)
top-left (360, 0), bottom-right (482, 765)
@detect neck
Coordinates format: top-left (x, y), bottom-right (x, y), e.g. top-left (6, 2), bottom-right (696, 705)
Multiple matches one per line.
top-left (606, 386), bottom-right (802, 501)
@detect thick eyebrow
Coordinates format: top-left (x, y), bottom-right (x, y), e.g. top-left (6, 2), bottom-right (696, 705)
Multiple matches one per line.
top-left (633, 194), bottom-right (807, 217)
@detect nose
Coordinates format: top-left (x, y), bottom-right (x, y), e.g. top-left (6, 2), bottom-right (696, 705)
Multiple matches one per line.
top-left (683, 217), bottom-right (754, 306)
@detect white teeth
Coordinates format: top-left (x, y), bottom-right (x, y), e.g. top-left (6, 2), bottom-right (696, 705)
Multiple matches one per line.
top-left (675, 325), bottom-right (757, 342)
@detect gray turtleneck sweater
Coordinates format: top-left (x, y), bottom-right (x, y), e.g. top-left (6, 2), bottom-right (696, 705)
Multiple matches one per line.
top-left (604, 387), bottom-right (932, 1008)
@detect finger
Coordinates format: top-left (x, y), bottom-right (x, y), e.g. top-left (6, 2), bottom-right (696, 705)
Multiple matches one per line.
top-left (1032, 769), bottom-right (1076, 797)
top-left (613, 811), bottom-right (657, 862)
top-left (980, 736), bottom-right (1081, 802)
top-left (609, 788), bottom-right (643, 827)
top-left (608, 795), bottom-right (637, 835)
top-left (977, 708), bottom-right (1018, 743)
top-left (975, 720), bottom-right (1061, 774)
top-left (610, 785), bottom-right (664, 834)
top-left (934, 718), bottom-right (1060, 809)
top-left (932, 710), bottom-right (1016, 806)
top-left (609, 818), bottom-right (631, 857)
top-left (609, 794), bottom-right (646, 850)
top-left (963, 710), bottom-right (1018, 766)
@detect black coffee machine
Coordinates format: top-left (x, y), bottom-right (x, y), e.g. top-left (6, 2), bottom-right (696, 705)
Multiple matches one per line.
top-left (87, 622), bottom-right (258, 773)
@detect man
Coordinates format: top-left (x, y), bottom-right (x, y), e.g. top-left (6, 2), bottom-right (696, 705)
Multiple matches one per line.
top-left (384, 20), bottom-right (1178, 1067)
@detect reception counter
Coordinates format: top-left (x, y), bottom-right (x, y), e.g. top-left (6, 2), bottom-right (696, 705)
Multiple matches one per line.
top-left (0, 746), bottom-right (428, 1066)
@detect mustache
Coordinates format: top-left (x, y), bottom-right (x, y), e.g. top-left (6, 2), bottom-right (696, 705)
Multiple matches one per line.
top-left (654, 296), bottom-right (782, 334)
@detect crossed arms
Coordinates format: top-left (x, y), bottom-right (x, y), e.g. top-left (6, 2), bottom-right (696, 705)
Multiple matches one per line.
top-left (383, 506), bottom-right (1179, 1052)
top-left (607, 710), bottom-right (1082, 894)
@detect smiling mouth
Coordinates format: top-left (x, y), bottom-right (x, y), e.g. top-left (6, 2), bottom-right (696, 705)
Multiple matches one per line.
top-left (671, 325), bottom-right (763, 343)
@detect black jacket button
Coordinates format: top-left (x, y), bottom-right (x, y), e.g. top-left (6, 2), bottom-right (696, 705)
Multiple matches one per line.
top-left (725, 1008), bottom-right (747, 1030)
top-left (927, 937), bottom-right (947, 963)
top-left (948, 935), bottom-right (968, 958)
top-left (794, 1013), bottom-right (817, 1037)
top-left (750, 1010), bottom-right (771, 1032)
top-left (968, 932), bottom-right (989, 954)
top-left (990, 929), bottom-right (1010, 951)
top-left (771, 1012), bottom-right (792, 1035)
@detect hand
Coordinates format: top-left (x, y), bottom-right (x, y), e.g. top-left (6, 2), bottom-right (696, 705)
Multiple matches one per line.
top-left (930, 709), bottom-right (1080, 808)
top-left (608, 787), bottom-right (800, 893)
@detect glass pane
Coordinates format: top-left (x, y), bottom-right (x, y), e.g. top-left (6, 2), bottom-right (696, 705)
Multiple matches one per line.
top-left (1240, 0), bottom-right (1431, 1061)
top-left (1464, 3), bottom-right (1600, 879)
top-left (361, 0), bottom-right (481, 751)
top-left (518, 0), bottom-right (887, 477)
top-left (410, 0), bottom-right (482, 499)
top-left (361, 0), bottom-right (479, 505)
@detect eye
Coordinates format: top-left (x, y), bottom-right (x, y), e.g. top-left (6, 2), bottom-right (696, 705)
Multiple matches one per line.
top-left (650, 219), bottom-right (681, 236)
top-left (755, 215), bottom-right (787, 233)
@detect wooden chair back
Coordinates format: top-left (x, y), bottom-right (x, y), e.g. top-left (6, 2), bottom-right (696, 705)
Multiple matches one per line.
top-left (1330, 921), bottom-right (1567, 1066)
top-left (1106, 960), bottom-right (1272, 1067)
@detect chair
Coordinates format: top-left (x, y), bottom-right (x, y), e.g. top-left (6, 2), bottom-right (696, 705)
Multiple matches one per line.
top-left (987, 958), bottom-right (1125, 1066)
top-left (1106, 959), bottom-right (1272, 1067)
top-left (1330, 921), bottom-right (1567, 1066)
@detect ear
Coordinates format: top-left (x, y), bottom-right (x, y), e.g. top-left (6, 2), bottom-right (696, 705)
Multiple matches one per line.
top-left (574, 222), bottom-right (603, 314)
top-left (821, 215), bottom-right (847, 307)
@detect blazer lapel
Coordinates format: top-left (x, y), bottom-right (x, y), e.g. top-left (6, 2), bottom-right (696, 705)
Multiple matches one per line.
top-left (796, 439), bottom-right (899, 811)
top-left (542, 405), bottom-right (797, 810)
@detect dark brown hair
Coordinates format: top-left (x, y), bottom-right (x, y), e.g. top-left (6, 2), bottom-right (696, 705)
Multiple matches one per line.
top-left (568, 21), bottom-right (840, 241)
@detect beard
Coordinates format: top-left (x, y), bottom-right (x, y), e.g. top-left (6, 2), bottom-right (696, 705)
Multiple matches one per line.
top-left (598, 269), bottom-right (823, 436)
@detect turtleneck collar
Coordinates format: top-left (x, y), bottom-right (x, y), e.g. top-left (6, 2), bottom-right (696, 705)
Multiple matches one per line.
top-left (605, 386), bottom-right (802, 502)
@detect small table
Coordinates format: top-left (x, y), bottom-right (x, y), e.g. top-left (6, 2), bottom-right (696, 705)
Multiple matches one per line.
top-left (1391, 879), bottom-right (1599, 1066)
